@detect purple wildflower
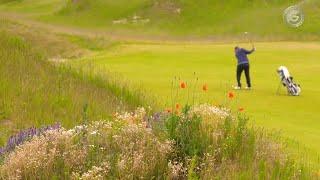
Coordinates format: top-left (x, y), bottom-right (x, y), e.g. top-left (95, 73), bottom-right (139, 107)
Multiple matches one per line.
top-left (0, 122), bottom-right (61, 156)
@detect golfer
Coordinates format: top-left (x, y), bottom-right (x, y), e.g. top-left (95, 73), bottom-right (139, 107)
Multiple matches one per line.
top-left (234, 46), bottom-right (255, 90)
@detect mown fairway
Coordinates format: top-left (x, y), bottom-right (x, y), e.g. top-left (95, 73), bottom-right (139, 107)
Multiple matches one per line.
top-left (73, 41), bottom-right (320, 156)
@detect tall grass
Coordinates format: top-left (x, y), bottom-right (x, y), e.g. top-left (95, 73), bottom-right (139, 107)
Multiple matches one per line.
top-left (0, 120), bottom-right (172, 179)
top-left (162, 104), bottom-right (313, 179)
top-left (57, 0), bottom-right (150, 22)
top-left (0, 31), bottom-right (147, 146)
top-left (1, 0), bottom-right (319, 40)
top-left (0, 105), bottom-right (316, 179)
top-left (28, 0), bottom-right (320, 40)
top-left (0, 0), bottom-right (19, 4)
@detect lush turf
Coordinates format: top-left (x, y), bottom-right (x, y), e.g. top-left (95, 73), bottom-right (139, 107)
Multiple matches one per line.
top-left (70, 41), bottom-right (320, 158)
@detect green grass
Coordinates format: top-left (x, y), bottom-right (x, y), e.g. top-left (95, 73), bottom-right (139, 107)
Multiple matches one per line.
top-left (71, 41), bottom-right (320, 159)
top-left (0, 0), bottom-right (64, 14)
top-left (0, 0), bottom-right (320, 169)
top-left (0, 0), bottom-right (320, 39)
top-left (0, 31), bottom-right (148, 146)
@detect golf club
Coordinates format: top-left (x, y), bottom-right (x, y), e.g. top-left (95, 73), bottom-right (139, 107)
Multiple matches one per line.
top-left (244, 31), bottom-right (255, 49)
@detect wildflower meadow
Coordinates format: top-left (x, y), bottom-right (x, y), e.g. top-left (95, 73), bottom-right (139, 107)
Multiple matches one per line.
top-left (0, 79), bottom-right (316, 179)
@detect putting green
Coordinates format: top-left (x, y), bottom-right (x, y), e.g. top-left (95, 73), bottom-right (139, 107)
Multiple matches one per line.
top-left (73, 41), bottom-right (320, 157)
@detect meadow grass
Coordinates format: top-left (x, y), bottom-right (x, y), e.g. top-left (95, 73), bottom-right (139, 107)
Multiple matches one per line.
top-left (71, 41), bottom-right (320, 161)
top-left (0, 31), bottom-right (148, 146)
top-left (0, 105), bottom-right (316, 179)
top-left (0, 0), bottom-right (320, 40)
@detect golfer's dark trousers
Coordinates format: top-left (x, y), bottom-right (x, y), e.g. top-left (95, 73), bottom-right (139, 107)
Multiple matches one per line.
top-left (237, 63), bottom-right (251, 88)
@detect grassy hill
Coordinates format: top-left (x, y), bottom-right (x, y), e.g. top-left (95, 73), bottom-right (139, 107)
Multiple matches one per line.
top-left (0, 0), bottom-right (320, 40)
top-left (0, 29), bottom-right (147, 146)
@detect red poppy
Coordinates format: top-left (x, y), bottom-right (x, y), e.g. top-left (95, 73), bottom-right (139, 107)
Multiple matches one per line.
top-left (166, 108), bottom-right (172, 113)
top-left (180, 82), bottom-right (186, 89)
top-left (202, 84), bottom-right (208, 91)
top-left (175, 103), bottom-right (181, 110)
top-left (228, 91), bottom-right (235, 99)
top-left (239, 107), bottom-right (244, 112)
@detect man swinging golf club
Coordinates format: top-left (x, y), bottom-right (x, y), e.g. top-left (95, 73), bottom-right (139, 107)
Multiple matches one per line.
top-left (234, 43), bottom-right (255, 90)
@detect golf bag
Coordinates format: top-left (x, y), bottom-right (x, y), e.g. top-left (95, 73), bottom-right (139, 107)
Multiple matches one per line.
top-left (277, 66), bottom-right (301, 96)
